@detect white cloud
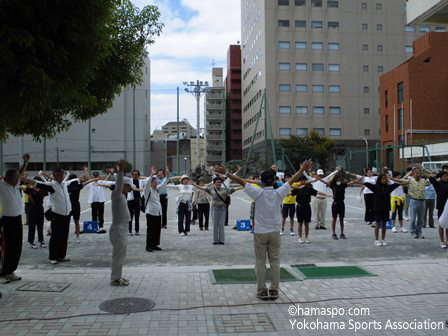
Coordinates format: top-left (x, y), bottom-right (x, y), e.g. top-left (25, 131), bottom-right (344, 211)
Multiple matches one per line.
top-left (132, 0), bottom-right (241, 133)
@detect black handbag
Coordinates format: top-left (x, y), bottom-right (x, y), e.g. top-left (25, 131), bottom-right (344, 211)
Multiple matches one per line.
top-left (44, 208), bottom-right (54, 221)
top-left (140, 191), bottom-right (151, 213)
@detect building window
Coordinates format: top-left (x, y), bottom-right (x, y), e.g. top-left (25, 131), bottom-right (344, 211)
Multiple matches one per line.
top-left (361, 2), bottom-right (367, 9)
top-left (279, 106), bottom-right (292, 114)
top-left (405, 25), bottom-right (416, 32)
top-left (296, 106), bottom-right (308, 114)
top-left (278, 0), bottom-right (289, 5)
top-left (328, 21), bottom-right (340, 29)
top-left (397, 82), bottom-right (404, 104)
top-left (295, 0), bottom-right (305, 5)
top-left (278, 20), bottom-right (290, 28)
top-left (330, 106), bottom-right (341, 114)
top-left (363, 86), bottom-right (369, 93)
top-left (330, 128), bottom-right (342, 136)
top-left (385, 115), bottom-right (389, 132)
top-left (362, 23), bottom-right (368, 31)
top-left (313, 85), bottom-right (324, 93)
top-left (328, 42), bottom-right (340, 50)
top-left (296, 63), bottom-right (307, 71)
top-left (376, 3), bottom-right (382, 10)
top-left (279, 128), bottom-right (292, 136)
top-left (405, 45), bottom-right (413, 54)
top-left (364, 129), bottom-right (370, 136)
top-left (378, 65), bottom-right (384, 72)
top-left (362, 44), bottom-right (368, 51)
top-left (279, 63), bottom-right (291, 70)
top-left (398, 108), bottom-right (404, 130)
top-left (312, 63), bottom-right (324, 71)
top-left (377, 45), bottom-right (383, 52)
top-left (278, 41), bottom-right (291, 48)
top-left (329, 85), bottom-right (341, 93)
top-left (363, 65), bottom-right (369, 72)
top-left (327, 0), bottom-right (338, 8)
top-left (279, 84), bottom-right (291, 92)
top-left (435, 26), bottom-right (446, 32)
top-left (312, 42), bottom-right (324, 49)
top-left (313, 106), bottom-right (325, 114)
top-left (328, 64), bottom-right (340, 72)
top-left (311, 0), bottom-right (322, 7)
top-left (296, 41), bottom-right (307, 49)
top-left (377, 24), bottom-right (383, 31)
top-left (296, 84), bottom-right (308, 92)
top-left (296, 128), bottom-right (309, 136)
top-left (295, 20), bottom-right (306, 28)
top-left (364, 107), bottom-right (370, 114)
top-left (311, 21), bottom-right (323, 29)
top-left (314, 128), bottom-right (325, 136)
top-left (420, 26), bottom-right (431, 32)
top-left (385, 90), bottom-right (388, 107)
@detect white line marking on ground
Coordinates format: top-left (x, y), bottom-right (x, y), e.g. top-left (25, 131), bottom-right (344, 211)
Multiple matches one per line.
top-left (346, 205), bottom-right (365, 212)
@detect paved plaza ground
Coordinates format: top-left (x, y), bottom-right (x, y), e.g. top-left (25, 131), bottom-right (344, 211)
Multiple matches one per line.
top-left (1, 187), bottom-right (447, 335)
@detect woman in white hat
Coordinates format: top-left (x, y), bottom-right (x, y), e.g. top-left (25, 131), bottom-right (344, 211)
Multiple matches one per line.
top-left (170, 175), bottom-right (194, 235)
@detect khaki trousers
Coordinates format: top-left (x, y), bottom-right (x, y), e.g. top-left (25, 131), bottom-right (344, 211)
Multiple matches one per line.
top-left (313, 197), bottom-right (327, 228)
top-left (253, 232), bottom-right (281, 292)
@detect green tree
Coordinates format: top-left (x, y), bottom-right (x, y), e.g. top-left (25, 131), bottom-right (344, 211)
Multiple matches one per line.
top-left (280, 131), bottom-right (335, 170)
top-left (0, 0), bottom-right (163, 140)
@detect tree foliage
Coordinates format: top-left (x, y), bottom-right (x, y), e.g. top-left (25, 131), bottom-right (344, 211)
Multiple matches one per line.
top-left (280, 131), bottom-right (336, 170)
top-left (0, 0), bottom-right (163, 140)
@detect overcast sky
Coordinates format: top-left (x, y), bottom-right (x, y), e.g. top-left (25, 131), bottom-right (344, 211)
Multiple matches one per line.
top-left (131, 0), bottom-right (241, 132)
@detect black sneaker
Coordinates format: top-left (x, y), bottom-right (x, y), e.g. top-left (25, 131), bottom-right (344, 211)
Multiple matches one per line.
top-left (205, 227), bottom-right (209, 231)
top-left (257, 289), bottom-right (269, 301)
top-left (162, 225), bottom-right (167, 229)
top-left (212, 242), bottom-right (218, 245)
top-left (340, 234), bottom-right (347, 239)
top-left (153, 246), bottom-right (162, 251)
top-left (146, 247), bottom-right (153, 252)
top-left (219, 242), bottom-right (225, 245)
top-left (199, 227), bottom-right (203, 231)
top-left (332, 234), bottom-right (338, 240)
top-left (97, 228), bottom-right (107, 234)
top-left (320, 227), bottom-right (327, 230)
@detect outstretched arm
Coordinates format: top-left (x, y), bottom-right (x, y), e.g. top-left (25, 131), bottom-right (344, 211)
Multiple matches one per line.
top-left (289, 160), bottom-right (313, 184)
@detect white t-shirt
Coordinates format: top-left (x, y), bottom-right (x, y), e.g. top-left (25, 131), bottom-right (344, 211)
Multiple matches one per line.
top-left (244, 183), bottom-right (291, 234)
top-left (0, 181), bottom-right (23, 217)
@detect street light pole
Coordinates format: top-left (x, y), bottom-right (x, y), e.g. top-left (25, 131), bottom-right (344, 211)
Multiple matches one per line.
top-left (359, 136), bottom-right (369, 168)
top-left (184, 157), bottom-right (187, 174)
top-left (133, 86), bottom-right (136, 169)
top-left (183, 80), bottom-right (209, 172)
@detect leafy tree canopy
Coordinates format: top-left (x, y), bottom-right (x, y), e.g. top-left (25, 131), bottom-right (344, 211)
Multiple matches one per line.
top-left (0, 0), bottom-right (163, 140)
top-left (280, 130), bottom-right (336, 170)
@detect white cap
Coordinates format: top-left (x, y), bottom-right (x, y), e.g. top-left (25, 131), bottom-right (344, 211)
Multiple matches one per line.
top-left (317, 169), bottom-right (324, 175)
top-left (181, 175), bottom-right (190, 182)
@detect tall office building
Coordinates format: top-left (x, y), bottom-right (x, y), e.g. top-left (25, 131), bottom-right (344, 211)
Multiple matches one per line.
top-left (205, 68), bottom-right (226, 167)
top-left (1, 58), bottom-right (151, 174)
top-left (241, 0), bottom-right (428, 166)
top-left (225, 45), bottom-right (243, 162)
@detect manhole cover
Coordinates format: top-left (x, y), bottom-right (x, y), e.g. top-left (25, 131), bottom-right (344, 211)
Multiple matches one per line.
top-left (16, 281), bottom-right (70, 292)
top-left (99, 297), bottom-right (156, 314)
top-left (214, 313), bottom-right (275, 333)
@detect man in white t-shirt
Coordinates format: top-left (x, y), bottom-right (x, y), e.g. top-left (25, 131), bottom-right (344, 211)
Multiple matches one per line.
top-left (214, 159), bottom-right (312, 301)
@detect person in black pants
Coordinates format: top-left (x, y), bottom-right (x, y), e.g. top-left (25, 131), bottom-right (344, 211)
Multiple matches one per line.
top-left (430, 171), bottom-right (448, 248)
top-left (128, 170), bottom-right (142, 235)
top-left (193, 179), bottom-right (211, 230)
top-left (156, 169), bottom-right (169, 229)
top-left (24, 177), bottom-right (49, 249)
top-left (329, 173), bottom-right (355, 240)
top-left (355, 174), bottom-right (401, 247)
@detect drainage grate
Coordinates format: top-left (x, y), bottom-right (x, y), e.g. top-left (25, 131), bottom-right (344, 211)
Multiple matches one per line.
top-left (214, 313), bottom-right (275, 333)
top-left (16, 281), bottom-right (70, 292)
top-left (99, 297), bottom-right (156, 314)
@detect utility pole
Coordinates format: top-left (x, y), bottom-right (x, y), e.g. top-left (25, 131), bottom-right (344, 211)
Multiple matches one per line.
top-left (133, 86), bottom-right (136, 169)
top-left (88, 119), bottom-right (92, 173)
top-left (0, 140), bottom-right (3, 176)
top-left (176, 87), bottom-right (180, 174)
top-left (183, 80), bottom-right (209, 172)
top-left (43, 136), bottom-right (47, 171)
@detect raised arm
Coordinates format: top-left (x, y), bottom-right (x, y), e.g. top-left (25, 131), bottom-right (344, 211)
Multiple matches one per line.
top-left (82, 178), bottom-right (100, 187)
top-left (112, 160), bottom-right (126, 197)
top-left (191, 181), bottom-right (207, 191)
top-left (19, 153), bottom-right (30, 177)
top-left (213, 165), bottom-right (246, 187)
top-left (303, 170), bottom-right (314, 181)
top-left (323, 169), bottom-right (339, 183)
top-left (290, 160), bottom-right (313, 184)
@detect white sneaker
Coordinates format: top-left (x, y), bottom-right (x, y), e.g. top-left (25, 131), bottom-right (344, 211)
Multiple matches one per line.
top-left (381, 241), bottom-right (388, 246)
top-left (0, 276), bottom-right (11, 284)
top-left (392, 227), bottom-right (397, 233)
top-left (375, 240), bottom-right (381, 247)
top-left (180, 232), bottom-right (185, 236)
top-left (29, 243), bottom-right (38, 249)
top-left (401, 227), bottom-right (408, 233)
top-left (76, 238), bottom-right (81, 244)
top-left (440, 242), bottom-right (448, 249)
top-left (305, 238), bottom-right (310, 244)
top-left (404, 216), bottom-right (409, 221)
top-left (290, 230), bottom-right (295, 236)
top-left (50, 260), bottom-right (58, 265)
top-left (5, 273), bottom-right (22, 281)
top-left (280, 230), bottom-right (284, 236)
top-left (298, 238), bottom-right (304, 244)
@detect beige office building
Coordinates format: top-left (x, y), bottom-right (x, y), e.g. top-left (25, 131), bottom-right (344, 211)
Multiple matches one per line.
top-left (241, 0), bottom-right (433, 166)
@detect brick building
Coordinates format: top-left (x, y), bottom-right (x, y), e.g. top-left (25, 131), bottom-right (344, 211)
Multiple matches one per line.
top-left (225, 45), bottom-right (242, 161)
top-left (379, 32), bottom-right (448, 169)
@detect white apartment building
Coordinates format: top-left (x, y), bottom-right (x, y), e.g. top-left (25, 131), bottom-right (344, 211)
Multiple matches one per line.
top-left (241, 0), bottom-right (433, 165)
